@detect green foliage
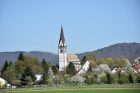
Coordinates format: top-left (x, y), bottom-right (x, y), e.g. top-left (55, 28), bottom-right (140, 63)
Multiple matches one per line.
top-left (15, 56), bottom-right (43, 74)
top-left (46, 71), bottom-right (54, 86)
top-left (81, 56), bottom-right (87, 65)
top-left (81, 54), bottom-right (96, 65)
top-left (18, 52), bottom-right (25, 61)
top-left (1, 60), bottom-right (13, 74)
top-left (136, 73), bottom-right (140, 83)
top-left (111, 74), bottom-right (118, 84)
top-left (115, 58), bottom-right (127, 68)
top-left (23, 67), bottom-right (32, 76)
top-left (15, 60), bottom-right (26, 74)
top-left (22, 67), bottom-right (36, 82)
top-left (41, 59), bottom-right (50, 73)
top-left (100, 74), bottom-right (107, 84)
top-left (87, 54), bottom-right (96, 62)
top-left (1, 50), bottom-right (139, 87)
top-left (9, 61), bottom-right (13, 66)
top-left (25, 76), bottom-right (33, 87)
top-left (96, 57), bottom-right (127, 69)
top-left (84, 73), bottom-right (96, 84)
top-left (128, 74), bottom-right (134, 83)
top-left (63, 74), bottom-right (71, 82)
top-left (3, 65), bottom-right (17, 83)
top-left (54, 75), bottom-right (62, 85)
top-left (66, 62), bottom-right (76, 75)
top-left (1, 60), bottom-right (9, 74)
top-left (106, 72), bottom-right (112, 84)
top-left (85, 76), bottom-right (94, 85)
top-left (105, 58), bottom-right (115, 69)
top-left (52, 65), bottom-right (59, 75)
top-left (118, 75), bottom-right (128, 84)
top-left (41, 72), bottom-right (47, 84)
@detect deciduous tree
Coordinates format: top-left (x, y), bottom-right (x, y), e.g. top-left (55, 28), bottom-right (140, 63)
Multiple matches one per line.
top-left (3, 65), bottom-right (17, 83)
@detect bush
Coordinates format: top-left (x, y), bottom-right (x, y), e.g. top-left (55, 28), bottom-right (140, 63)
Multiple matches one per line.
top-left (118, 75), bottom-right (128, 84)
top-left (54, 75), bottom-right (62, 85)
top-left (136, 73), bottom-right (140, 83)
top-left (85, 76), bottom-right (95, 85)
top-left (128, 74), bottom-right (134, 83)
top-left (84, 73), bottom-right (96, 85)
top-left (100, 75), bottom-right (107, 84)
top-left (111, 74), bottom-right (118, 84)
top-left (106, 72), bottom-right (112, 84)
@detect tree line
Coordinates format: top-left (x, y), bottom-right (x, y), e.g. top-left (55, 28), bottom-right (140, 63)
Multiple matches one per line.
top-left (0, 53), bottom-right (140, 88)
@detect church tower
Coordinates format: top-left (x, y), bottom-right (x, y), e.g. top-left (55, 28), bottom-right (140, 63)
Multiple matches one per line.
top-left (58, 26), bottom-right (67, 71)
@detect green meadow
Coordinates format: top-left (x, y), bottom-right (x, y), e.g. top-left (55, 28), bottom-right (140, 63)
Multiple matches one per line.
top-left (1, 89), bottom-right (140, 93)
top-left (1, 84), bottom-right (140, 93)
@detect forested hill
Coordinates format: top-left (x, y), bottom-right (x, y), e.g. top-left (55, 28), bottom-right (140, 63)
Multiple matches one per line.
top-left (0, 51), bottom-right (58, 68)
top-left (0, 43), bottom-right (140, 68)
top-left (78, 43), bottom-right (140, 63)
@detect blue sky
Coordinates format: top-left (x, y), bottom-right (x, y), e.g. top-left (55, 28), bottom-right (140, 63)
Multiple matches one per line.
top-left (0, 0), bottom-right (140, 53)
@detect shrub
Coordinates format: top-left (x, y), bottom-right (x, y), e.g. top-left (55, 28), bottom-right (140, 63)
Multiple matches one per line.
top-left (128, 74), bottom-right (134, 83)
top-left (100, 75), bottom-right (107, 84)
top-left (111, 74), bottom-right (118, 84)
top-left (84, 73), bottom-right (96, 85)
top-left (136, 73), bottom-right (140, 83)
top-left (118, 75), bottom-right (128, 84)
top-left (106, 72), bottom-right (112, 84)
top-left (85, 76), bottom-right (95, 85)
top-left (54, 75), bottom-right (62, 85)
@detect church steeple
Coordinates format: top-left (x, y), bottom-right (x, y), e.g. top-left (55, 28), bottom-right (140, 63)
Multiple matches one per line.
top-left (58, 26), bottom-right (67, 47)
top-left (58, 25), bottom-right (67, 71)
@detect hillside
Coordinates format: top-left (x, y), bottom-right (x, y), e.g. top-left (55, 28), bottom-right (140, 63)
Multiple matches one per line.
top-left (0, 51), bottom-right (58, 68)
top-left (78, 43), bottom-right (140, 63)
top-left (0, 43), bottom-right (140, 68)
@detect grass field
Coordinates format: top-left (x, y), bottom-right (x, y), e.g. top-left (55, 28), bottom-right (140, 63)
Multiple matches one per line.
top-left (1, 84), bottom-right (140, 93)
top-left (1, 88), bottom-right (140, 93)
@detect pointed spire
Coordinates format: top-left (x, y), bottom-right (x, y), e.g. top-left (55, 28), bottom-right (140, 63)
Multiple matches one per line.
top-left (59, 25), bottom-right (65, 45)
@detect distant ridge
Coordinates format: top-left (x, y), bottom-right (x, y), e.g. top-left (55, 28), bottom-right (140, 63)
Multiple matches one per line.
top-left (0, 51), bottom-right (58, 69)
top-left (78, 43), bottom-right (140, 63)
top-left (0, 43), bottom-right (140, 69)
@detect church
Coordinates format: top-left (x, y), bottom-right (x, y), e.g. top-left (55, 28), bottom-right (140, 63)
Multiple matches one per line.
top-left (58, 26), bottom-right (81, 71)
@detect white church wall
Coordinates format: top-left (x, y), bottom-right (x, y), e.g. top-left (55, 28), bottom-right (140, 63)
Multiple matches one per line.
top-left (78, 61), bottom-right (90, 74)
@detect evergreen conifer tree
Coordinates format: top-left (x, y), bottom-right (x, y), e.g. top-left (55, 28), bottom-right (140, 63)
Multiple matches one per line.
top-left (18, 52), bottom-right (25, 61)
top-left (41, 59), bottom-right (49, 73)
top-left (128, 74), bottom-right (134, 83)
top-left (52, 65), bottom-right (59, 75)
top-left (66, 62), bottom-right (76, 75)
top-left (41, 72), bottom-right (47, 84)
top-left (1, 60), bottom-right (9, 74)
